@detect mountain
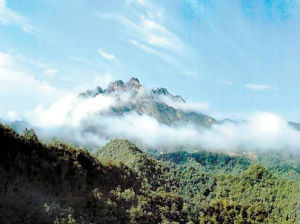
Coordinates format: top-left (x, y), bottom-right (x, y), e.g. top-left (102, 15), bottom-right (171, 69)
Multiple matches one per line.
top-left (96, 139), bottom-right (299, 223)
top-left (157, 150), bottom-right (251, 174)
top-left (0, 123), bottom-right (139, 223)
top-left (79, 77), bottom-right (215, 126)
top-left (78, 77), bottom-right (300, 132)
top-left (289, 121), bottom-right (300, 131)
top-left (1, 122), bottom-right (298, 223)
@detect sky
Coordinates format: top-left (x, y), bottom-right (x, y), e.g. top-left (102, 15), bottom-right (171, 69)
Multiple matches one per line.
top-left (1, 0), bottom-right (300, 121)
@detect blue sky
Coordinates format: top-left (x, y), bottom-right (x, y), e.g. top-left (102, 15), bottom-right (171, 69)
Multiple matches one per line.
top-left (1, 0), bottom-right (300, 121)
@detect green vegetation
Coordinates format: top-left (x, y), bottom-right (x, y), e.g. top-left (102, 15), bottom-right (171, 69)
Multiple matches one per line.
top-left (254, 151), bottom-right (300, 182)
top-left (0, 123), bottom-right (298, 223)
top-left (158, 150), bottom-right (251, 174)
top-left (98, 140), bottom-right (299, 223)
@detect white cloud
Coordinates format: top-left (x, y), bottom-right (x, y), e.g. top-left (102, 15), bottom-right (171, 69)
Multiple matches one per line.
top-left (0, 67), bottom-right (58, 94)
top-left (101, 112), bottom-right (300, 151)
top-left (199, 112), bottom-right (300, 151)
top-left (158, 95), bottom-right (210, 113)
top-left (130, 39), bottom-right (154, 54)
top-left (24, 79), bottom-right (300, 152)
top-left (29, 93), bottom-right (300, 151)
top-left (99, 111), bottom-right (300, 152)
top-left (99, 113), bottom-right (201, 148)
top-left (245, 84), bottom-right (277, 91)
top-left (172, 101), bottom-right (210, 113)
top-left (7, 110), bottom-right (16, 120)
top-left (44, 69), bottom-right (59, 75)
top-left (0, 0), bottom-right (33, 32)
top-left (140, 16), bottom-right (184, 52)
top-left (101, 0), bottom-right (191, 68)
top-left (74, 73), bottom-right (115, 93)
top-left (28, 93), bottom-right (206, 148)
top-left (0, 52), bottom-right (13, 67)
top-left (30, 94), bottom-right (116, 127)
top-left (117, 15), bottom-right (184, 53)
top-left (130, 39), bottom-right (177, 64)
top-left (93, 73), bottom-right (114, 88)
top-left (126, 0), bottom-right (163, 19)
top-left (0, 52), bottom-right (64, 117)
top-left (98, 49), bottom-right (115, 60)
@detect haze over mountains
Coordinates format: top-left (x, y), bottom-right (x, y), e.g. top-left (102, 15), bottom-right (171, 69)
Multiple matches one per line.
top-left (2, 0), bottom-right (300, 222)
top-left (1, 76), bottom-right (300, 222)
top-left (0, 122), bottom-right (298, 223)
top-left (79, 77), bottom-right (215, 126)
top-left (1, 77), bottom-right (298, 153)
top-left (1, 81), bottom-right (299, 223)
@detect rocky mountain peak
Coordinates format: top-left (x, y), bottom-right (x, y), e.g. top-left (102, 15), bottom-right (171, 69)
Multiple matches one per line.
top-left (77, 77), bottom-right (215, 127)
top-left (152, 87), bottom-right (185, 103)
top-left (129, 77), bottom-right (140, 85)
top-left (127, 77), bottom-right (142, 89)
top-left (78, 86), bottom-right (104, 98)
top-left (96, 86), bottom-right (104, 94)
top-left (153, 87), bottom-right (170, 96)
top-left (105, 77), bottom-right (143, 93)
top-left (108, 80), bottom-right (125, 91)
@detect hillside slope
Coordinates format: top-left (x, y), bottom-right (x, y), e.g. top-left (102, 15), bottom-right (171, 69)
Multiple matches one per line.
top-left (97, 139), bottom-right (299, 223)
top-left (0, 124), bottom-right (298, 223)
top-left (0, 124), bottom-right (144, 223)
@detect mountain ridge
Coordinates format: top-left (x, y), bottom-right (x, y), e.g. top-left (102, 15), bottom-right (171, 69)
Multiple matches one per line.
top-left (79, 77), bottom-right (215, 126)
top-left (0, 122), bottom-right (298, 223)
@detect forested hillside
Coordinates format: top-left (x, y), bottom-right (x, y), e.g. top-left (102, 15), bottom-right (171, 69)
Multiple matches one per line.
top-left (97, 139), bottom-right (299, 223)
top-left (0, 123), bottom-right (298, 223)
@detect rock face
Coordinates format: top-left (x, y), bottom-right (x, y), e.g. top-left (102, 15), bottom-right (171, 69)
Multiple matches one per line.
top-left (289, 122), bottom-right (300, 131)
top-left (79, 77), bottom-right (215, 126)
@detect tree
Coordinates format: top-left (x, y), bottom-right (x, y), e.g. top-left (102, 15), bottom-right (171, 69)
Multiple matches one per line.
top-left (23, 128), bottom-right (39, 143)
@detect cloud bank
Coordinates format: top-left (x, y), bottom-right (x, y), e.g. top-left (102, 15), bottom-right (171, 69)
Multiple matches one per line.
top-left (157, 95), bottom-right (210, 113)
top-left (27, 90), bottom-right (300, 153)
top-left (98, 49), bottom-right (115, 60)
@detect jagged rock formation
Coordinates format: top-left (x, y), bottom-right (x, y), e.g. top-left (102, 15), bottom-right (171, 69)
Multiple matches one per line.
top-left (79, 77), bottom-right (215, 126)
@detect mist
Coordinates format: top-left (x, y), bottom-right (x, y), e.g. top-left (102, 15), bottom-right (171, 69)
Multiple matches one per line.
top-left (25, 90), bottom-right (300, 153)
